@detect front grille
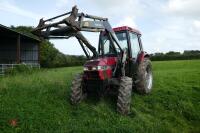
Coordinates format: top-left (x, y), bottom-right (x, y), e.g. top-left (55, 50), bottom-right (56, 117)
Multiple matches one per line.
top-left (84, 71), bottom-right (99, 79)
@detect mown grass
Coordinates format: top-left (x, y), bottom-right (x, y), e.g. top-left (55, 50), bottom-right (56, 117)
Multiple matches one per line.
top-left (0, 60), bottom-right (200, 133)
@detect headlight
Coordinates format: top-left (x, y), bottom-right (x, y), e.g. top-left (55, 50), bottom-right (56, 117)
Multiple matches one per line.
top-left (83, 66), bottom-right (98, 71)
top-left (97, 66), bottom-right (107, 70)
top-left (84, 66), bottom-right (111, 71)
top-left (83, 67), bottom-right (89, 71)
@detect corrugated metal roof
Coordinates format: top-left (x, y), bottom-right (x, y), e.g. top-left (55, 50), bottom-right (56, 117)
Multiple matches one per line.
top-left (0, 24), bottom-right (40, 42)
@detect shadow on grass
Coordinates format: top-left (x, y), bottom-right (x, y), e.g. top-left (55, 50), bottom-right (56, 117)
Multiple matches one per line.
top-left (82, 91), bottom-right (118, 112)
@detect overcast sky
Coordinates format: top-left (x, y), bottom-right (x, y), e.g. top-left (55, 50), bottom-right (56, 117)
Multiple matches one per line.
top-left (0, 0), bottom-right (200, 55)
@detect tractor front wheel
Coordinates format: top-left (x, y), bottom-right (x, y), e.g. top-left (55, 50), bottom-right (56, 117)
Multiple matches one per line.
top-left (117, 76), bottom-right (133, 115)
top-left (70, 73), bottom-right (85, 105)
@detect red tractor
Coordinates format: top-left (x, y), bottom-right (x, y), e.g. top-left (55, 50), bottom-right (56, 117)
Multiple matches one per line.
top-left (33, 6), bottom-right (153, 115)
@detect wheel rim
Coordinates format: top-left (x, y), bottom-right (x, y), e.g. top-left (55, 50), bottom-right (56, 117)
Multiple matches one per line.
top-left (145, 68), bottom-right (153, 90)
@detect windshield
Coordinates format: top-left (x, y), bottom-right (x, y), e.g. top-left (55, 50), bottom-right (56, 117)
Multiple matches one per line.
top-left (100, 35), bottom-right (115, 56)
top-left (99, 32), bottom-right (128, 56)
top-left (116, 32), bottom-right (128, 50)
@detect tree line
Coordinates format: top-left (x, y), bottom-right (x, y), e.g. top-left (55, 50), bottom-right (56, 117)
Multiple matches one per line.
top-left (151, 50), bottom-right (200, 61)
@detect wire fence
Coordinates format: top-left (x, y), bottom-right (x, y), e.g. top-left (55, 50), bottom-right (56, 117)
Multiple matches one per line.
top-left (0, 63), bottom-right (40, 76)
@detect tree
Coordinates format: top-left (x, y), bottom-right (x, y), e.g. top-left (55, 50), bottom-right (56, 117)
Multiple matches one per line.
top-left (40, 41), bottom-right (60, 67)
top-left (183, 50), bottom-right (200, 55)
top-left (165, 51), bottom-right (181, 56)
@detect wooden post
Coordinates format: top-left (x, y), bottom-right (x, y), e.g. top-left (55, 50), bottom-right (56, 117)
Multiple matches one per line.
top-left (38, 43), bottom-right (40, 64)
top-left (16, 35), bottom-right (21, 64)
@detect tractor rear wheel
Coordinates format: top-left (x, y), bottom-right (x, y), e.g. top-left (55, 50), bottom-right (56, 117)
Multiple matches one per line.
top-left (117, 76), bottom-right (133, 115)
top-left (70, 73), bottom-right (84, 105)
top-left (136, 58), bottom-right (153, 94)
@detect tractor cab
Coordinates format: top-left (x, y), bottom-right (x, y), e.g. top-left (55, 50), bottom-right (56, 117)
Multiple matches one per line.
top-left (113, 26), bottom-right (144, 77)
top-left (100, 26), bottom-right (142, 58)
top-left (83, 26), bottom-right (145, 80)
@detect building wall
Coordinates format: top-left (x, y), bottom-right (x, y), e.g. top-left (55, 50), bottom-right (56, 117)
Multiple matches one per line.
top-left (0, 38), bottom-right (17, 64)
top-left (0, 37), bottom-right (39, 64)
top-left (21, 41), bottom-right (39, 64)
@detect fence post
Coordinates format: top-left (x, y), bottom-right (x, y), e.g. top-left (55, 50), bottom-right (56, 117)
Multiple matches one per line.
top-left (0, 64), bottom-right (5, 76)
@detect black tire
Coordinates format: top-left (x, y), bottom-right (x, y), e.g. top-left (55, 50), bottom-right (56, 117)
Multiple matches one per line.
top-left (136, 58), bottom-right (153, 94)
top-left (117, 76), bottom-right (133, 115)
top-left (70, 73), bottom-right (84, 105)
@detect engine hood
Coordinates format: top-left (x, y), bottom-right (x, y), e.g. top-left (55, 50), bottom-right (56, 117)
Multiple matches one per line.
top-left (84, 57), bottom-right (117, 67)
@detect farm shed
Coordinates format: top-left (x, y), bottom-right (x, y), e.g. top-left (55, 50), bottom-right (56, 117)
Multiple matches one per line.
top-left (0, 24), bottom-right (40, 75)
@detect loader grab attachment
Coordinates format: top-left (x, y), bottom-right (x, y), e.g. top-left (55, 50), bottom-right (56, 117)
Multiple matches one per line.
top-left (32, 6), bottom-right (122, 59)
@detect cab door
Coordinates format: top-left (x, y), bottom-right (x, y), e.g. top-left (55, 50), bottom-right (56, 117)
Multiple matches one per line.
top-left (128, 32), bottom-right (142, 77)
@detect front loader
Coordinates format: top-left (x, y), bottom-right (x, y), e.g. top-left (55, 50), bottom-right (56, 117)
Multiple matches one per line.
top-left (32, 6), bottom-right (153, 115)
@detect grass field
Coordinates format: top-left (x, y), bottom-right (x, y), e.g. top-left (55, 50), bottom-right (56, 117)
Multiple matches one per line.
top-left (0, 60), bottom-right (200, 133)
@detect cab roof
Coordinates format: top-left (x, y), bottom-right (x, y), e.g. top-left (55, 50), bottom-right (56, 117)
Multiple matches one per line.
top-left (113, 26), bottom-right (141, 35)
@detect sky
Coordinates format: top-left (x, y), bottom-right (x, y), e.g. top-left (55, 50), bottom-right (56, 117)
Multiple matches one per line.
top-left (0, 0), bottom-right (200, 55)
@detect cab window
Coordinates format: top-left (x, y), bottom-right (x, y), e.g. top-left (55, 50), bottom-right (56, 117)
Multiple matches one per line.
top-left (100, 35), bottom-right (116, 56)
top-left (129, 33), bottom-right (140, 58)
top-left (116, 32), bottom-right (128, 50)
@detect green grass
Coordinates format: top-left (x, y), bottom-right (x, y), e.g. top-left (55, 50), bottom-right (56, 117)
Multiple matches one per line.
top-left (0, 60), bottom-right (200, 133)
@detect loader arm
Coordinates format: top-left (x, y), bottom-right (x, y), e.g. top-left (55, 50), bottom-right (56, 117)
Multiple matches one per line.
top-left (32, 6), bottom-right (122, 59)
